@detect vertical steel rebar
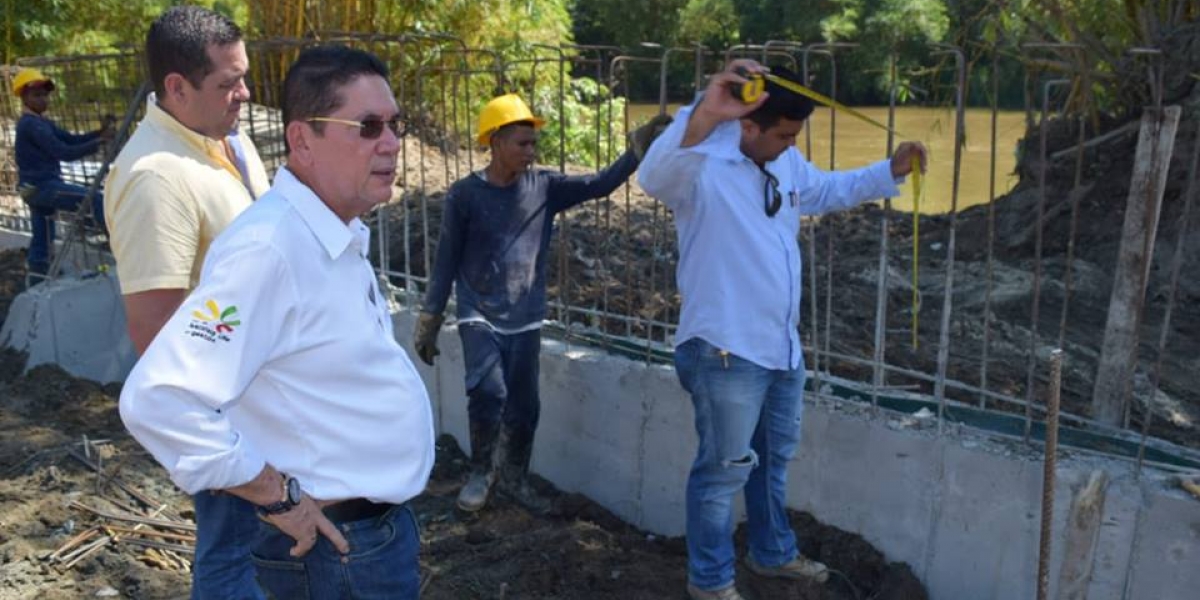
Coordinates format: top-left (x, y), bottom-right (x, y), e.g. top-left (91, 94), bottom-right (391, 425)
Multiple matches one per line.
top-left (1024, 78), bottom-right (1070, 441)
top-left (979, 45), bottom-right (1001, 408)
top-left (1037, 348), bottom-right (1064, 600)
top-left (871, 53), bottom-right (900, 410)
top-left (930, 44), bottom-right (966, 434)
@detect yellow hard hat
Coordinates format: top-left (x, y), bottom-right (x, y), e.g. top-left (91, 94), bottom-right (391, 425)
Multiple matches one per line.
top-left (12, 68), bottom-right (54, 97)
top-left (476, 93), bottom-right (544, 146)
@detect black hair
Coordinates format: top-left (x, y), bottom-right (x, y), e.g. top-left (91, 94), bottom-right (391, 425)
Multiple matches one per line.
top-left (744, 66), bottom-right (815, 131)
top-left (492, 120), bottom-right (536, 144)
top-left (282, 45), bottom-right (390, 149)
top-left (145, 6), bottom-right (243, 98)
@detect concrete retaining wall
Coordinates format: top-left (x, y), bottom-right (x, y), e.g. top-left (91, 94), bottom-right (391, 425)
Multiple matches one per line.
top-left (0, 250), bottom-right (1195, 598)
top-left (395, 311), bottom-right (1199, 600)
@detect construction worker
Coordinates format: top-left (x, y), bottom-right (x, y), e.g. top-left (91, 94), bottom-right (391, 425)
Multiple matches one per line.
top-left (120, 45), bottom-right (432, 600)
top-left (414, 93), bottom-right (671, 513)
top-left (103, 6), bottom-right (270, 599)
top-left (13, 67), bottom-right (113, 279)
top-left (637, 60), bottom-right (927, 600)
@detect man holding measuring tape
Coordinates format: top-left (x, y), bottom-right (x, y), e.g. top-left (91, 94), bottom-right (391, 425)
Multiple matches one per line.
top-left (638, 59), bottom-right (926, 600)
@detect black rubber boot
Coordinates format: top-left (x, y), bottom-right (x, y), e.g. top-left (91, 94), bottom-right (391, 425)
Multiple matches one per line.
top-left (457, 420), bottom-right (500, 512)
top-left (496, 427), bottom-right (551, 514)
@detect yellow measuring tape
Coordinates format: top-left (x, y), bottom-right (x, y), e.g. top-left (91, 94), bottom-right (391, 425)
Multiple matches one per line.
top-left (737, 70), bottom-right (924, 347)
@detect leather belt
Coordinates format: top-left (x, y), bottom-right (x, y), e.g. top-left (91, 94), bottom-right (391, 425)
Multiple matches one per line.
top-left (321, 498), bottom-right (392, 524)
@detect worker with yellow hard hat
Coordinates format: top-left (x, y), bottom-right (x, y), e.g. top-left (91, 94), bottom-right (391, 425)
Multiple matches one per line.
top-left (413, 92), bottom-right (672, 514)
top-left (13, 66), bottom-right (114, 280)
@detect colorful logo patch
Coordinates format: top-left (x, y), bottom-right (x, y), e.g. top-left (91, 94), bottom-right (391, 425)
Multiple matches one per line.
top-left (186, 299), bottom-right (241, 342)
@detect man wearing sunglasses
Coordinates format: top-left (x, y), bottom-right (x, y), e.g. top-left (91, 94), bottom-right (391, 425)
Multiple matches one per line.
top-left (413, 93), bottom-right (671, 514)
top-left (120, 45), bottom-right (433, 600)
top-left (103, 6), bottom-right (271, 599)
top-left (638, 60), bottom-right (927, 600)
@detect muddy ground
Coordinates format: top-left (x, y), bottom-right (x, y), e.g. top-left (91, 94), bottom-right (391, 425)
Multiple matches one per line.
top-left (0, 248), bottom-right (925, 599)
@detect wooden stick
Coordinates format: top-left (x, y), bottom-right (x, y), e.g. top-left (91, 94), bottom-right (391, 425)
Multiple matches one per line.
top-left (47, 527), bottom-right (100, 561)
top-left (116, 537), bottom-right (195, 555)
top-left (104, 525), bottom-right (197, 543)
top-left (70, 501), bottom-right (197, 532)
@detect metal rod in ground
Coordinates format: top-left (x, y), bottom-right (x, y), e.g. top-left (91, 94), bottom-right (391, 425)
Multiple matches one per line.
top-left (1037, 348), bottom-right (1064, 600)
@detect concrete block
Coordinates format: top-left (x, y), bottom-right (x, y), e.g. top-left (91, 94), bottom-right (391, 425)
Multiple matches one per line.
top-left (924, 443), bottom-right (1051, 600)
top-left (0, 273), bottom-right (135, 383)
top-left (1125, 485), bottom-right (1200, 598)
top-left (537, 341), bottom-right (645, 523)
top-left (795, 407), bottom-right (939, 574)
top-left (637, 362), bottom-right (693, 536)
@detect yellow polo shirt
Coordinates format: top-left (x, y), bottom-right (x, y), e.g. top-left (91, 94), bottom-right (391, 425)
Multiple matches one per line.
top-left (105, 99), bottom-right (270, 294)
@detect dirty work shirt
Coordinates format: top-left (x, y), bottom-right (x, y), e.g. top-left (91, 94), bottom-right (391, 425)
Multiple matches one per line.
top-left (637, 104), bottom-right (902, 371)
top-left (120, 167), bottom-right (434, 503)
top-left (15, 113), bottom-right (103, 186)
top-left (105, 97), bottom-right (270, 294)
top-left (423, 150), bottom-right (639, 331)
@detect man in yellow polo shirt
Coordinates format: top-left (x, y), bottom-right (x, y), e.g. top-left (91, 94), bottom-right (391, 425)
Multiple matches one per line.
top-left (103, 6), bottom-right (269, 599)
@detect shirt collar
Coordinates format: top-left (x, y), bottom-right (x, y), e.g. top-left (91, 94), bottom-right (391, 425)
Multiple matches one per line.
top-left (145, 94), bottom-right (246, 184)
top-left (274, 166), bottom-right (369, 260)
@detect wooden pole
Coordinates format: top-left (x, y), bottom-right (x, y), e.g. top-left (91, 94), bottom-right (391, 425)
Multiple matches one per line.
top-left (1091, 106), bottom-right (1180, 425)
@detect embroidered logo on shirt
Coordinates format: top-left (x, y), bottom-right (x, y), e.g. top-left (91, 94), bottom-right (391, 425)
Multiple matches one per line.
top-left (187, 299), bottom-right (241, 342)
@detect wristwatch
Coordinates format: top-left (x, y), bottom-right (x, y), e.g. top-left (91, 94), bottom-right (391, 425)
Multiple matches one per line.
top-left (258, 474), bottom-right (302, 516)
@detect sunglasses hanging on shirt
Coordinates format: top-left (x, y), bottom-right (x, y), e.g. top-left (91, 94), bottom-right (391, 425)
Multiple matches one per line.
top-left (758, 165), bottom-right (782, 217)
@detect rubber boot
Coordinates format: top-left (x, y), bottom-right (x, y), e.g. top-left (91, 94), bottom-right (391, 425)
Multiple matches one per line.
top-left (496, 427), bottom-right (551, 514)
top-left (456, 420), bottom-right (500, 512)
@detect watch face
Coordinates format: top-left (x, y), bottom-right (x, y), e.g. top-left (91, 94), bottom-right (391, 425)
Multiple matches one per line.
top-left (286, 477), bottom-right (302, 505)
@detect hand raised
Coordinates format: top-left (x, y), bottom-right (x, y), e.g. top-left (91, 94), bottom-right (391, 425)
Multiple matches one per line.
top-left (695, 59), bottom-right (771, 122)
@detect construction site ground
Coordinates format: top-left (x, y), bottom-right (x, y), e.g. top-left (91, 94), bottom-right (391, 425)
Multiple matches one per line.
top-left (0, 244), bottom-right (925, 599)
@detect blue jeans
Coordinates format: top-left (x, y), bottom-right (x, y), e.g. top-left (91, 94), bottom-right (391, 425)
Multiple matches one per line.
top-left (251, 505), bottom-right (421, 600)
top-left (192, 492), bottom-right (267, 600)
top-left (23, 179), bottom-right (105, 275)
top-left (459, 323), bottom-right (541, 436)
top-left (674, 337), bottom-right (806, 591)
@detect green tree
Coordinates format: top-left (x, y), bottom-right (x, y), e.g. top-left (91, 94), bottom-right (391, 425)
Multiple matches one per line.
top-left (677, 0), bottom-right (740, 49)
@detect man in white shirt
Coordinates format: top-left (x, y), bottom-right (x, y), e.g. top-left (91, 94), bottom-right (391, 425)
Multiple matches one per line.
top-left (120, 45), bottom-right (434, 599)
top-left (104, 7), bottom-right (270, 597)
top-left (638, 60), bottom-right (927, 600)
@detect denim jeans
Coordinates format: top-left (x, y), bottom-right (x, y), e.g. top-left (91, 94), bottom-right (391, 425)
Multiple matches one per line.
top-left (458, 323), bottom-right (541, 436)
top-left (674, 337), bottom-right (806, 591)
top-left (192, 492), bottom-right (267, 600)
top-left (251, 504), bottom-right (421, 600)
top-left (23, 179), bottom-right (105, 274)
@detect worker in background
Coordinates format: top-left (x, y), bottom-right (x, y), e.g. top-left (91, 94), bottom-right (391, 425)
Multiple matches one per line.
top-left (119, 44), bottom-right (433, 600)
top-left (13, 67), bottom-right (112, 280)
top-left (638, 60), bottom-right (927, 600)
top-left (103, 6), bottom-right (270, 598)
top-left (414, 93), bottom-right (671, 513)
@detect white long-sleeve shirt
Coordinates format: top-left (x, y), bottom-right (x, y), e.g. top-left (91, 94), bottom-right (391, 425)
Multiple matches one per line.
top-left (120, 167), bottom-right (434, 504)
top-left (637, 104), bottom-right (901, 370)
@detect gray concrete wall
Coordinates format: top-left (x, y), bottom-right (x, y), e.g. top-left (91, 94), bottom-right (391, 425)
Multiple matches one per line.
top-left (0, 249), bottom-right (1195, 599)
top-left (393, 310), bottom-right (1200, 600)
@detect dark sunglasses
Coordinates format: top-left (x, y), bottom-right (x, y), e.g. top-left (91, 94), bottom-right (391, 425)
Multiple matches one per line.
top-left (759, 165), bottom-right (782, 217)
top-left (306, 115), bottom-right (407, 140)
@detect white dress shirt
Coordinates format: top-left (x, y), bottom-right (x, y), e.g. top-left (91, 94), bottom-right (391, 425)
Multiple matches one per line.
top-left (638, 104), bottom-right (902, 371)
top-left (120, 167), bottom-right (434, 504)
